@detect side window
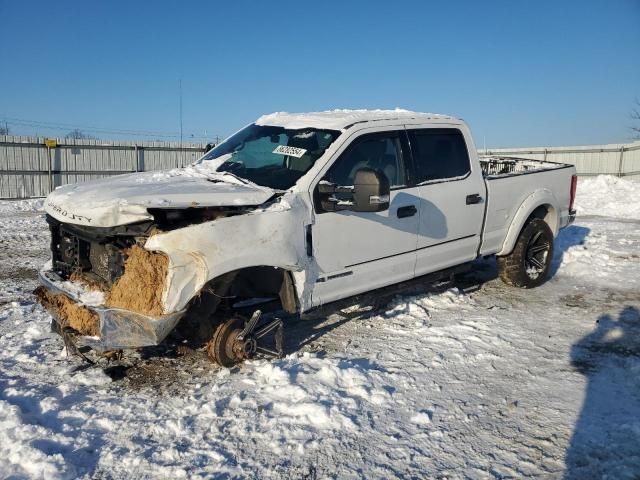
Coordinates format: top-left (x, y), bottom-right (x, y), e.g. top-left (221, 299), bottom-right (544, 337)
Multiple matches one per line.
top-left (409, 129), bottom-right (470, 183)
top-left (324, 132), bottom-right (406, 187)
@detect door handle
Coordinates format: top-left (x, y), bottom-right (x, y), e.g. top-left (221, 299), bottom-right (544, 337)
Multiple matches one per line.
top-left (466, 194), bottom-right (482, 205)
top-left (397, 205), bottom-right (417, 218)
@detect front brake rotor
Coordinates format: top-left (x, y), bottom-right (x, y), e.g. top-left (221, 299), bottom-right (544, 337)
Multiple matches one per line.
top-left (207, 311), bottom-right (284, 367)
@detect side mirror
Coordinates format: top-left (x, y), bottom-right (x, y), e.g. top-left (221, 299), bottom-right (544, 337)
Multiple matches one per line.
top-left (317, 168), bottom-right (390, 213)
top-left (352, 168), bottom-right (390, 212)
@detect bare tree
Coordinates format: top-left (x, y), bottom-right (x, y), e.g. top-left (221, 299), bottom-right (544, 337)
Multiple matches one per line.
top-left (632, 99), bottom-right (640, 139)
top-left (65, 129), bottom-right (96, 140)
top-left (0, 123), bottom-right (9, 135)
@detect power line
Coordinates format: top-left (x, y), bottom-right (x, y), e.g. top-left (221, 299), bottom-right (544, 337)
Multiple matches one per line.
top-left (1, 115), bottom-right (220, 140)
top-left (4, 116), bottom-right (178, 136)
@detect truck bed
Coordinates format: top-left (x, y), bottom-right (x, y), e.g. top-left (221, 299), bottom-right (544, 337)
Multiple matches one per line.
top-left (478, 156), bottom-right (576, 257)
top-left (480, 156), bottom-right (571, 178)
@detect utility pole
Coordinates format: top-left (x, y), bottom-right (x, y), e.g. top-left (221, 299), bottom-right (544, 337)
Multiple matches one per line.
top-left (179, 79), bottom-right (183, 144)
top-left (179, 79), bottom-right (184, 165)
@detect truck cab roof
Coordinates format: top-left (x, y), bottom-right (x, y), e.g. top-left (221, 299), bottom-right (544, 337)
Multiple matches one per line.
top-left (255, 109), bottom-right (459, 131)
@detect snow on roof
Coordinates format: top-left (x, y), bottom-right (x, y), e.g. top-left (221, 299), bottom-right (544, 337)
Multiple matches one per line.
top-left (255, 109), bottom-right (456, 131)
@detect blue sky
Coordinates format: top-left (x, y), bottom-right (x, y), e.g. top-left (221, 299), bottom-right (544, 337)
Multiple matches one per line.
top-left (1, 0), bottom-right (639, 147)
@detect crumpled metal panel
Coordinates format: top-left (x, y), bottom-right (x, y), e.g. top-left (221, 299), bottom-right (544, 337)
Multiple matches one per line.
top-left (39, 269), bottom-right (184, 351)
top-left (44, 167), bottom-right (275, 228)
top-left (77, 308), bottom-right (184, 351)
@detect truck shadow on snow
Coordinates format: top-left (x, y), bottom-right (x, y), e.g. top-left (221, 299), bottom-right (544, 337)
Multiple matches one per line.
top-left (284, 224), bottom-right (593, 372)
top-left (248, 225), bottom-right (591, 366)
top-left (221, 219), bottom-right (591, 362)
top-left (564, 306), bottom-right (640, 479)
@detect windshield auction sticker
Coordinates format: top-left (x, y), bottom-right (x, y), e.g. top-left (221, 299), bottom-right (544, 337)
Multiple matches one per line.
top-left (272, 145), bottom-right (307, 158)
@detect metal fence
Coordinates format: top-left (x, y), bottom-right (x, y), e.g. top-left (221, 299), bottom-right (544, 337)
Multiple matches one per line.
top-left (0, 135), bottom-right (207, 199)
top-left (479, 141), bottom-right (640, 179)
top-left (2, 135), bottom-right (639, 199)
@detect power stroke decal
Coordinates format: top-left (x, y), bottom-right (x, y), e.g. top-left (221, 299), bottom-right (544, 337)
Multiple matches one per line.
top-left (47, 201), bottom-right (93, 223)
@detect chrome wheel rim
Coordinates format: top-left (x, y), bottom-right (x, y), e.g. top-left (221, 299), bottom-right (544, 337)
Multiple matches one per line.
top-left (524, 231), bottom-right (551, 279)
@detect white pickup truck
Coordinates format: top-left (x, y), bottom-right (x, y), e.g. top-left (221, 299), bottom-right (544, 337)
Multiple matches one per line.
top-left (37, 110), bottom-right (577, 366)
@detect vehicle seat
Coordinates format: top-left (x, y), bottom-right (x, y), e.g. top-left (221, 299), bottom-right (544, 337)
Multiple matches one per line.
top-left (347, 140), bottom-right (387, 183)
top-left (379, 153), bottom-right (398, 185)
top-left (287, 133), bottom-right (319, 172)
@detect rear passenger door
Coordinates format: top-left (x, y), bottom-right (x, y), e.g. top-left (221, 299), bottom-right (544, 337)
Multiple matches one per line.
top-left (407, 127), bottom-right (486, 276)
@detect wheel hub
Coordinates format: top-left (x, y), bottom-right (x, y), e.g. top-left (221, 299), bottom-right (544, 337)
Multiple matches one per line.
top-left (225, 329), bottom-right (250, 362)
top-left (241, 336), bottom-right (257, 356)
top-left (208, 311), bottom-right (284, 366)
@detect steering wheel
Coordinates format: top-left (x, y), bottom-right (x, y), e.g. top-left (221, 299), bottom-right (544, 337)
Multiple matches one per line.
top-left (220, 159), bottom-right (247, 176)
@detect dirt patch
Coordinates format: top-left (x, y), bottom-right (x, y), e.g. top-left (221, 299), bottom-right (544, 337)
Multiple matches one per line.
top-left (34, 286), bottom-right (100, 336)
top-left (117, 347), bottom-right (215, 392)
top-left (69, 271), bottom-right (108, 292)
top-left (106, 245), bottom-right (168, 316)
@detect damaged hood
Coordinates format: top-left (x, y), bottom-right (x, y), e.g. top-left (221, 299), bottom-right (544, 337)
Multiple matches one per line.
top-left (44, 166), bottom-right (276, 227)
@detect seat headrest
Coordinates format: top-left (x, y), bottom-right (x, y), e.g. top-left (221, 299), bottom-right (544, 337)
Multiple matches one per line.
top-left (288, 131), bottom-right (319, 152)
top-left (359, 139), bottom-right (387, 160)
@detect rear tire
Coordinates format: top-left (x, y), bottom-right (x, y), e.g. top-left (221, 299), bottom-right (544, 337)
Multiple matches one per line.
top-left (497, 218), bottom-right (554, 288)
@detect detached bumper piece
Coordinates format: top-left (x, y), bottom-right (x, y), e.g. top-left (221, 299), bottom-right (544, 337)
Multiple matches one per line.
top-left (38, 269), bottom-right (184, 352)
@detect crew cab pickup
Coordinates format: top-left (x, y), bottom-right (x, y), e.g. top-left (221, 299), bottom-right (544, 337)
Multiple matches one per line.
top-left (37, 110), bottom-right (577, 366)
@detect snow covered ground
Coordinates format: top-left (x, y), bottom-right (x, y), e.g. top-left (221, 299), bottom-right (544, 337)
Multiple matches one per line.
top-left (0, 175), bottom-right (639, 479)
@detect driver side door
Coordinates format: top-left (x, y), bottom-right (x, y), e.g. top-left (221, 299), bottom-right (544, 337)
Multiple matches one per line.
top-left (310, 129), bottom-right (421, 306)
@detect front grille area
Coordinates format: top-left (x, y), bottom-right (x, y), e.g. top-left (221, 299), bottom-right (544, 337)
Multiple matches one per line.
top-left (52, 224), bottom-right (92, 276)
top-left (47, 215), bottom-right (137, 287)
top-left (88, 242), bottom-right (126, 285)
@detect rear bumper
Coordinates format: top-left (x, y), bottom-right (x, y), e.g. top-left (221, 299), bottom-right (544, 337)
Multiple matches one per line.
top-left (559, 208), bottom-right (577, 230)
top-left (38, 269), bottom-right (184, 351)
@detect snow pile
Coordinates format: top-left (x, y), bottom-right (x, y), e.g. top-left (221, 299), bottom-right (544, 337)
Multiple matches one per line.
top-left (0, 198), bottom-right (44, 214)
top-left (54, 279), bottom-right (105, 307)
top-left (552, 218), bottom-right (640, 288)
top-left (146, 153), bottom-right (263, 189)
top-left (574, 175), bottom-right (640, 219)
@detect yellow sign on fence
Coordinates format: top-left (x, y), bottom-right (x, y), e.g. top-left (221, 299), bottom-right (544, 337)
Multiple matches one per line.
top-left (44, 138), bottom-right (57, 148)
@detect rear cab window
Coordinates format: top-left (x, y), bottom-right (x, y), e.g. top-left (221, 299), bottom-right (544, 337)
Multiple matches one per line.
top-left (408, 128), bottom-right (471, 184)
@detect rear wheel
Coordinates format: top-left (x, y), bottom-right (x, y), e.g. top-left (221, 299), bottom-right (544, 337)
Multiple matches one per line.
top-left (497, 218), bottom-right (554, 288)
